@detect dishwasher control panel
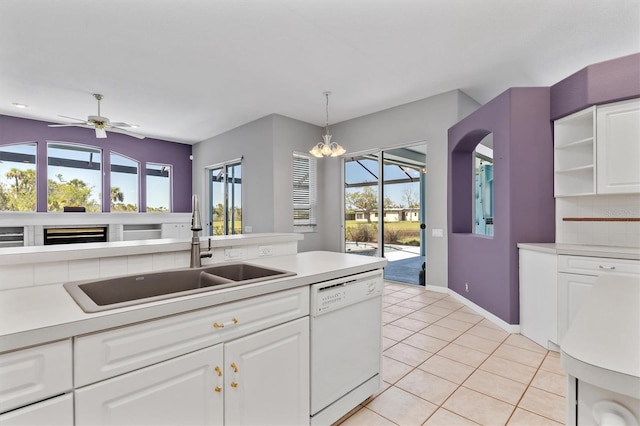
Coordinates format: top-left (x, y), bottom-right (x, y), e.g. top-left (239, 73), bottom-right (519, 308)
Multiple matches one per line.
top-left (311, 270), bottom-right (383, 315)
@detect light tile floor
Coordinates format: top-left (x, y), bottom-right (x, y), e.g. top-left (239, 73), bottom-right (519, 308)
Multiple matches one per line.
top-left (336, 282), bottom-right (567, 426)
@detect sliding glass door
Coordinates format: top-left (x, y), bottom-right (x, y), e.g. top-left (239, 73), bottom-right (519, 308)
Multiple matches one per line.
top-left (208, 160), bottom-right (242, 236)
top-left (344, 143), bottom-right (426, 285)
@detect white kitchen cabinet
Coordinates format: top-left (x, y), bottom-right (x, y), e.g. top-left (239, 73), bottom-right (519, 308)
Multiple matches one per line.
top-left (596, 98), bottom-right (640, 194)
top-left (557, 272), bottom-right (598, 345)
top-left (75, 318), bottom-right (309, 426)
top-left (0, 339), bottom-right (72, 414)
top-left (0, 394), bottom-right (73, 426)
top-left (224, 317), bottom-right (309, 426)
top-left (557, 254), bottom-right (640, 344)
top-left (554, 107), bottom-right (596, 197)
top-left (74, 287), bottom-right (310, 425)
top-left (519, 249), bottom-right (558, 348)
top-left (554, 98), bottom-right (640, 197)
top-left (75, 344), bottom-right (224, 426)
top-left (75, 286), bottom-right (308, 386)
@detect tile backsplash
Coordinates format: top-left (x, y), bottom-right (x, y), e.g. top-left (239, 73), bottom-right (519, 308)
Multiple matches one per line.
top-left (556, 194), bottom-right (640, 247)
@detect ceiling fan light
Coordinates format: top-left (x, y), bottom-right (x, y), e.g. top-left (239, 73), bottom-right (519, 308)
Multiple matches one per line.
top-left (95, 128), bottom-right (107, 138)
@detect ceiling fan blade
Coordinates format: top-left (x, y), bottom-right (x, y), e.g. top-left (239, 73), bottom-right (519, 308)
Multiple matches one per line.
top-left (95, 128), bottom-right (107, 139)
top-left (109, 127), bottom-right (146, 139)
top-left (58, 115), bottom-right (89, 123)
top-left (108, 122), bottom-right (131, 128)
top-left (48, 123), bottom-right (94, 129)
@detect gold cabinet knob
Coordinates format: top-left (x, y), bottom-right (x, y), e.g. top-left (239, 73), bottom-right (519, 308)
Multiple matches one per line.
top-left (230, 382), bottom-right (238, 388)
top-left (214, 366), bottom-right (222, 377)
top-left (232, 317), bottom-right (238, 324)
top-left (214, 386), bottom-right (222, 393)
top-left (213, 322), bottom-right (224, 329)
top-left (230, 362), bottom-right (239, 373)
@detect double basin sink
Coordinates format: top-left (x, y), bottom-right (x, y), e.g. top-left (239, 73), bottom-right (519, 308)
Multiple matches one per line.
top-left (64, 263), bottom-right (296, 313)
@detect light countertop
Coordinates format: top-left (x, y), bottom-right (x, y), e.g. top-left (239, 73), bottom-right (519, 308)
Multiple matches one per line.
top-left (561, 274), bottom-right (640, 398)
top-left (0, 233), bottom-right (303, 266)
top-left (517, 243), bottom-right (640, 260)
top-left (0, 251), bottom-right (386, 353)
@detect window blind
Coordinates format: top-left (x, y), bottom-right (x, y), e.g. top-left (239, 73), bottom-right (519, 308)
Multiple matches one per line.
top-left (293, 153), bottom-right (317, 227)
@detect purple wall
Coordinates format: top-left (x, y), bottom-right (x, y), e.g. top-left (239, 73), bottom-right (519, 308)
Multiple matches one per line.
top-left (448, 88), bottom-right (555, 324)
top-left (550, 53), bottom-right (640, 119)
top-left (0, 115), bottom-right (192, 212)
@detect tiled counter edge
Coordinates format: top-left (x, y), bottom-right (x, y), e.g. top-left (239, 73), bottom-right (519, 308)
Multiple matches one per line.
top-left (0, 233), bottom-right (303, 291)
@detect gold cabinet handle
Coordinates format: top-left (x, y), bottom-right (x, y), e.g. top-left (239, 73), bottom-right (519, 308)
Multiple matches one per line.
top-left (230, 362), bottom-right (239, 373)
top-left (214, 386), bottom-right (222, 393)
top-left (230, 382), bottom-right (238, 388)
top-left (214, 366), bottom-right (222, 377)
top-left (213, 318), bottom-right (239, 329)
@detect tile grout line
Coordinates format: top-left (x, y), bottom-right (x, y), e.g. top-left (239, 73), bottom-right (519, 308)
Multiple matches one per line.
top-left (379, 282), bottom-right (565, 426)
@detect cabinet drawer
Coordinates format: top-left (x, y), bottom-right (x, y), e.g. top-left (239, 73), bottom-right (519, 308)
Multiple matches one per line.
top-left (0, 393), bottom-right (73, 426)
top-left (75, 286), bottom-right (309, 386)
top-left (0, 340), bottom-right (72, 414)
top-left (558, 255), bottom-right (640, 276)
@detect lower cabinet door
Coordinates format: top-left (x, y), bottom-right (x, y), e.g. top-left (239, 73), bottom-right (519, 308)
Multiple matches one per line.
top-left (0, 393), bottom-right (73, 426)
top-left (224, 317), bottom-right (309, 426)
top-left (75, 344), bottom-right (224, 426)
top-left (557, 273), bottom-right (597, 344)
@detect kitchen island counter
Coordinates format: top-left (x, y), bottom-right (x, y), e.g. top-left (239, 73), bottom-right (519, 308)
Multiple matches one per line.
top-left (0, 251), bottom-right (386, 353)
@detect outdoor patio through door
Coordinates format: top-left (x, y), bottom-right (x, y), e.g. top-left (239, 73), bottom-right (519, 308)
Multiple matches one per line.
top-left (344, 143), bottom-right (426, 285)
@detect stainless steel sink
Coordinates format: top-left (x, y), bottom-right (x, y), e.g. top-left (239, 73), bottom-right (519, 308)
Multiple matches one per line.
top-left (64, 263), bottom-right (295, 313)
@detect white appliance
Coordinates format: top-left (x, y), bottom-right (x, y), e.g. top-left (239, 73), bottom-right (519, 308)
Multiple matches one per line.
top-left (309, 269), bottom-right (383, 425)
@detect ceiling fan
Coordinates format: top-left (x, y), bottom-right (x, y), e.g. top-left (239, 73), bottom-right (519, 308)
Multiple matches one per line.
top-left (48, 93), bottom-right (145, 139)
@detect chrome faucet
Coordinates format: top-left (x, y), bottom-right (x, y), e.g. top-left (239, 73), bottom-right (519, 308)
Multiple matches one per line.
top-left (190, 194), bottom-right (212, 268)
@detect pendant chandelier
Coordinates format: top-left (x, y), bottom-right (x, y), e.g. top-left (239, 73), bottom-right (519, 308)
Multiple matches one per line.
top-left (310, 91), bottom-right (346, 158)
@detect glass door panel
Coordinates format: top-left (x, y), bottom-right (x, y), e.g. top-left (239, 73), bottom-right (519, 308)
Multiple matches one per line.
top-left (381, 145), bottom-right (426, 285)
top-left (344, 154), bottom-right (380, 256)
top-left (208, 161), bottom-right (242, 236)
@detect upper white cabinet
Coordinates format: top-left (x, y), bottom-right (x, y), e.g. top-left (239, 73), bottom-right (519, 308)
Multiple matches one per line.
top-left (554, 107), bottom-right (596, 197)
top-left (596, 98), bottom-right (640, 194)
top-left (554, 98), bottom-right (640, 197)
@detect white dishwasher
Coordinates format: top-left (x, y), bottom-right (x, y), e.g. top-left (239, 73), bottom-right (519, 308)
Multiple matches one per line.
top-left (310, 269), bottom-right (383, 426)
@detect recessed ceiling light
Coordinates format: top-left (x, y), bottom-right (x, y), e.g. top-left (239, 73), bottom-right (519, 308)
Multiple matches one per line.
top-left (12, 102), bottom-right (28, 108)
top-left (130, 124), bottom-right (140, 128)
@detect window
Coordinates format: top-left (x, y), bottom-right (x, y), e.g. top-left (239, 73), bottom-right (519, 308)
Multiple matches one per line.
top-left (293, 153), bottom-right (317, 231)
top-left (47, 142), bottom-right (102, 212)
top-left (474, 136), bottom-right (494, 236)
top-left (146, 163), bottom-right (171, 212)
top-left (110, 153), bottom-right (139, 212)
top-left (0, 142), bottom-right (37, 212)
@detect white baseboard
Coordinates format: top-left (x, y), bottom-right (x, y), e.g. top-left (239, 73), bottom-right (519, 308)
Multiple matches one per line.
top-left (415, 283), bottom-right (520, 334)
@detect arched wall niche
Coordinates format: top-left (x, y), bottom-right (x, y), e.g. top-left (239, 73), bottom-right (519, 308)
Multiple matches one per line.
top-left (450, 128), bottom-right (491, 234)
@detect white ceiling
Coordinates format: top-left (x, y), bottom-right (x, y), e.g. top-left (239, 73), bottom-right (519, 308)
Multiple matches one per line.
top-left (1, 0), bottom-right (638, 145)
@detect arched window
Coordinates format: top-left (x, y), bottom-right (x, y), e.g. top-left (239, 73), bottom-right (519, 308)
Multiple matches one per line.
top-left (0, 142), bottom-right (37, 212)
top-left (110, 152), bottom-right (139, 212)
top-left (47, 142), bottom-right (102, 212)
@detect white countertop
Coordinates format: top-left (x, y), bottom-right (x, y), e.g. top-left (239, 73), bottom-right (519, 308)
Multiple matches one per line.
top-left (517, 243), bottom-right (640, 260)
top-left (0, 251), bottom-right (386, 353)
top-left (0, 233), bottom-right (303, 266)
top-left (561, 274), bottom-right (640, 398)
